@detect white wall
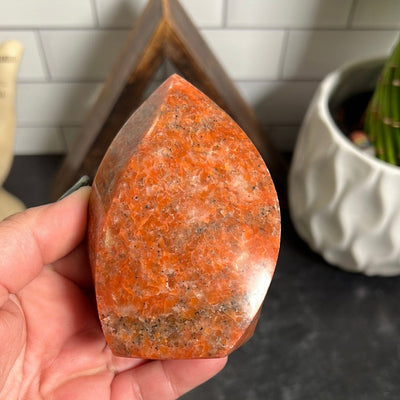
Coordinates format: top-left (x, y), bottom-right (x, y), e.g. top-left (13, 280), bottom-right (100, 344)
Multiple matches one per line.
top-left (1, 0), bottom-right (398, 154)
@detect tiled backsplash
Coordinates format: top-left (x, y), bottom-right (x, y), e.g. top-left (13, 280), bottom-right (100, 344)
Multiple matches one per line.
top-left (3, 0), bottom-right (399, 155)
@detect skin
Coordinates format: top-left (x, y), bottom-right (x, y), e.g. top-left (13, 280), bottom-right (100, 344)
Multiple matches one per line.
top-left (0, 187), bottom-right (227, 399)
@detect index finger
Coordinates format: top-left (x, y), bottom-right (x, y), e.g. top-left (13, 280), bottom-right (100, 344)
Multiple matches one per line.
top-left (0, 187), bottom-right (90, 301)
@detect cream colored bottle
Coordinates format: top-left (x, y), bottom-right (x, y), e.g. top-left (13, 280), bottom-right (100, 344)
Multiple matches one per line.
top-left (0, 40), bottom-right (25, 220)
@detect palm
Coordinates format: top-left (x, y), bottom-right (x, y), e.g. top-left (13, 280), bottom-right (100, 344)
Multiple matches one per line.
top-left (0, 188), bottom-right (226, 399)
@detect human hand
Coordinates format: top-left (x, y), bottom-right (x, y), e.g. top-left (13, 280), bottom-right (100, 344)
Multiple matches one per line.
top-left (0, 187), bottom-right (226, 399)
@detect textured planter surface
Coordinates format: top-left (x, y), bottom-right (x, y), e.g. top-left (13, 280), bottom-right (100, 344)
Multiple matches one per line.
top-left (289, 59), bottom-right (400, 276)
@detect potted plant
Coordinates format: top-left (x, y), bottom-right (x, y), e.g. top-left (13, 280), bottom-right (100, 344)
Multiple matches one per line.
top-left (288, 38), bottom-right (400, 276)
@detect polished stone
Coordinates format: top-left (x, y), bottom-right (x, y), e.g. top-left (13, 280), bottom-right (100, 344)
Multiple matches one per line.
top-left (7, 155), bottom-right (400, 399)
top-left (88, 74), bottom-right (280, 359)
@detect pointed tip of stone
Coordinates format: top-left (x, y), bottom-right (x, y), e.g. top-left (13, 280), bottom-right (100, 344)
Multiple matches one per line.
top-left (89, 69), bottom-right (281, 360)
top-left (163, 73), bottom-right (192, 90)
top-left (166, 73), bottom-right (186, 83)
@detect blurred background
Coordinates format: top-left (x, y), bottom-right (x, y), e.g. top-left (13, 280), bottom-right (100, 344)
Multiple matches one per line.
top-left (2, 1), bottom-right (400, 399)
top-left (0, 0), bottom-right (398, 157)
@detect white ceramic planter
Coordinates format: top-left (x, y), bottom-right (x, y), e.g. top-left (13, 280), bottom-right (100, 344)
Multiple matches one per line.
top-left (288, 58), bottom-right (400, 276)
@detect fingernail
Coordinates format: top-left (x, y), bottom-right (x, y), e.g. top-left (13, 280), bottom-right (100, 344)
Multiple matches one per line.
top-left (58, 175), bottom-right (91, 201)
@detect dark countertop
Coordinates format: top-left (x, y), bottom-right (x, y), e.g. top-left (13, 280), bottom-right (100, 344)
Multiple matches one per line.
top-left (5, 156), bottom-right (400, 400)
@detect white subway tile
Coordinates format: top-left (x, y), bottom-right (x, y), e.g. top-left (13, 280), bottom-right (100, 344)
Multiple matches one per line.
top-left (14, 127), bottom-right (66, 154)
top-left (236, 81), bottom-right (319, 125)
top-left (40, 30), bottom-right (129, 80)
top-left (60, 74), bottom-right (165, 149)
top-left (95, 0), bottom-right (147, 28)
top-left (61, 126), bottom-right (81, 152)
top-left (201, 30), bottom-right (285, 80)
top-left (0, 0), bottom-right (95, 28)
top-left (181, 0), bottom-right (224, 27)
top-left (352, 0), bottom-right (400, 28)
top-left (0, 31), bottom-right (46, 80)
top-left (227, 0), bottom-right (353, 28)
top-left (16, 83), bottom-right (103, 125)
top-left (95, 0), bottom-right (223, 28)
top-left (283, 30), bottom-right (399, 80)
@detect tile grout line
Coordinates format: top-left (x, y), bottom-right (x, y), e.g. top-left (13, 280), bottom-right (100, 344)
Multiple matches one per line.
top-left (346, 0), bottom-right (359, 29)
top-left (17, 122), bottom-right (81, 127)
top-left (58, 125), bottom-right (70, 154)
top-left (200, 26), bottom-right (400, 32)
top-left (14, 78), bottom-right (323, 88)
top-left (221, 0), bottom-right (229, 28)
top-left (277, 30), bottom-right (290, 80)
top-left (33, 30), bottom-right (52, 81)
top-left (0, 25), bottom-right (399, 32)
top-left (89, 0), bottom-right (101, 28)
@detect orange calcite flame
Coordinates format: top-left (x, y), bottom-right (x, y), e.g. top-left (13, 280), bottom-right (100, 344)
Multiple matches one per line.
top-left (88, 74), bottom-right (280, 359)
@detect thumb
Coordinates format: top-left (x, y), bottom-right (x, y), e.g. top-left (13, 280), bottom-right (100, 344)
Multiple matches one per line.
top-left (0, 187), bottom-right (90, 307)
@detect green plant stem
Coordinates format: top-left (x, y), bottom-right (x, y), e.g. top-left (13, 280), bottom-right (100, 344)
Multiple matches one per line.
top-left (392, 42), bottom-right (400, 164)
top-left (364, 38), bottom-right (400, 165)
top-left (383, 67), bottom-right (396, 164)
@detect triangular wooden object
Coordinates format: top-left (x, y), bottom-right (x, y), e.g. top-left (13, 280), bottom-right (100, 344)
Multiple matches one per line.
top-left (52, 0), bottom-right (286, 199)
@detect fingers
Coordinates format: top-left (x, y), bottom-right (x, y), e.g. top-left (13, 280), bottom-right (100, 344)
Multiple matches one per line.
top-left (111, 357), bottom-right (227, 400)
top-left (0, 187), bottom-right (90, 299)
top-left (51, 241), bottom-right (92, 290)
